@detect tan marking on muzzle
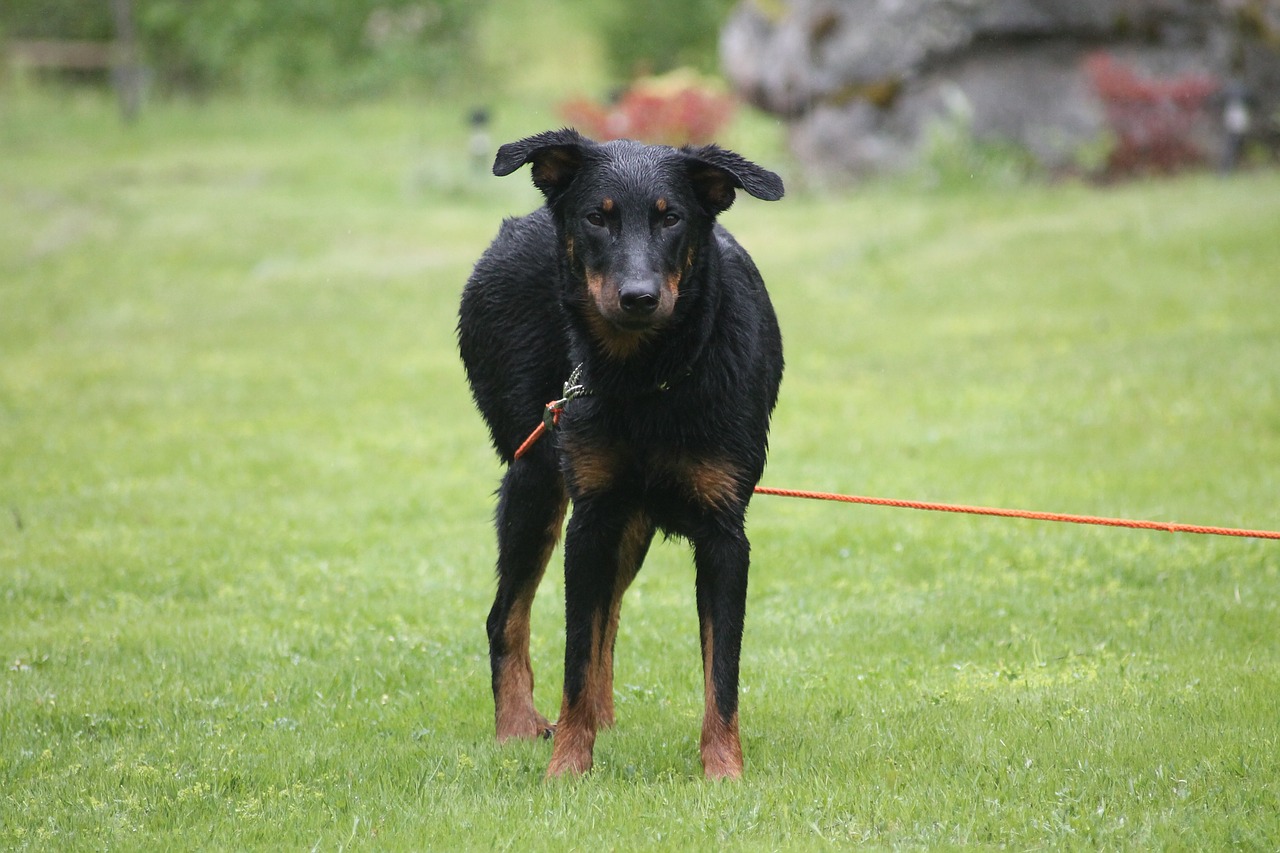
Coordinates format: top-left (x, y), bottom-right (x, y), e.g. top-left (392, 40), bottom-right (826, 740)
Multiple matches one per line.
top-left (582, 269), bottom-right (655, 360)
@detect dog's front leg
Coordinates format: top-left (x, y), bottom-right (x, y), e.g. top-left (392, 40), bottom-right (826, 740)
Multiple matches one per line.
top-left (546, 497), bottom-right (634, 778)
top-left (694, 523), bottom-right (750, 780)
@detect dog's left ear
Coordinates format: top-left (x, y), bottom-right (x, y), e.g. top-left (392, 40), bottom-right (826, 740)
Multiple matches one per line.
top-left (682, 145), bottom-right (785, 215)
top-left (493, 128), bottom-right (592, 202)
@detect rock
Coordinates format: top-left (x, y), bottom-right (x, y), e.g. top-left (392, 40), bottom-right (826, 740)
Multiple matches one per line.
top-left (721, 0), bottom-right (1280, 178)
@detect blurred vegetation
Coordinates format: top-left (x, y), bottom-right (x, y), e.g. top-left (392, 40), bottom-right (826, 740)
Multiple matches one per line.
top-left (2, 0), bottom-right (478, 97)
top-left (0, 0), bottom-right (733, 99)
top-left (0, 0), bottom-right (115, 41)
top-left (598, 0), bottom-right (736, 79)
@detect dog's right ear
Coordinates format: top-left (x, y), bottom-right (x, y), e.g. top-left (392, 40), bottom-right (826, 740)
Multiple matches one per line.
top-left (493, 128), bottom-right (591, 201)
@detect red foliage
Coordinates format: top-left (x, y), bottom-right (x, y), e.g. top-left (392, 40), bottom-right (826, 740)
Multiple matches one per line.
top-left (560, 75), bottom-right (736, 147)
top-left (1084, 52), bottom-right (1219, 176)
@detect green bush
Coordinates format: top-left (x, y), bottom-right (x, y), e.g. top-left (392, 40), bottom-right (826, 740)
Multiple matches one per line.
top-left (599, 0), bottom-right (736, 79)
top-left (143, 0), bottom-right (484, 97)
top-left (0, 0), bottom-right (112, 40)
top-left (2, 0), bottom-right (484, 97)
top-left (0, 0), bottom-right (740, 97)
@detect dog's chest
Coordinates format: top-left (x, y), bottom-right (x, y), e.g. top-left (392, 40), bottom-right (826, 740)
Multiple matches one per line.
top-left (559, 425), bottom-right (744, 518)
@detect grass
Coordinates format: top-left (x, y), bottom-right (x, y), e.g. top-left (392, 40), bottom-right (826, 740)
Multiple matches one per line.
top-left (2, 86), bottom-right (1278, 850)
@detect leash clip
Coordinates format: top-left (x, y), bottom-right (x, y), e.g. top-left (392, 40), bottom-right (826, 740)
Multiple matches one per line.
top-left (542, 364), bottom-right (589, 434)
top-left (542, 400), bottom-right (563, 433)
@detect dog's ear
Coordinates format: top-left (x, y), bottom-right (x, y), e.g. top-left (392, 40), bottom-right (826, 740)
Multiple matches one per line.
top-left (493, 128), bottom-right (591, 201)
top-left (682, 145), bottom-right (785, 215)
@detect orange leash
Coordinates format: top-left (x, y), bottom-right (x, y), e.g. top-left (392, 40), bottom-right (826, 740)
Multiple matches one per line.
top-left (512, 420), bottom-right (548, 460)
top-left (513, 412), bottom-right (556, 460)
top-left (509, 369), bottom-right (1278, 541)
top-left (753, 486), bottom-right (1280, 541)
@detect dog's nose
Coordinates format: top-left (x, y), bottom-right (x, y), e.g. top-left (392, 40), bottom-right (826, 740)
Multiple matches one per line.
top-left (619, 286), bottom-right (659, 315)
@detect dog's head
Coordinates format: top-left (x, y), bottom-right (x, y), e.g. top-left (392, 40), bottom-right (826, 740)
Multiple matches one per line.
top-left (493, 129), bottom-right (783, 358)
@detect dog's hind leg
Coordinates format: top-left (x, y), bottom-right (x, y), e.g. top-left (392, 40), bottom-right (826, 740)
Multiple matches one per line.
top-left (694, 525), bottom-right (750, 780)
top-left (594, 512), bottom-right (653, 729)
top-left (488, 454), bottom-right (567, 742)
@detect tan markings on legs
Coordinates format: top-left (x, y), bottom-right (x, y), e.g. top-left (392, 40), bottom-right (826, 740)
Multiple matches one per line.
top-left (494, 593), bottom-right (551, 741)
top-left (699, 620), bottom-right (744, 780)
top-left (652, 454), bottom-right (743, 510)
top-left (547, 612), bottom-right (603, 778)
top-left (593, 512), bottom-right (651, 728)
top-left (659, 456), bottom-right (743, 510)
top-left (564, 441), bottom-right (622, 495)
top-left (593, 631), bottom-right (618, 729)
top-left (689, 459), bottom-right (742, 509)
top-left (494, 495), bottom-right (566, 742)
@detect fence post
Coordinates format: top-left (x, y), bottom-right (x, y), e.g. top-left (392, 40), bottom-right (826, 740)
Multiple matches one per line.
top-left (110, 0), bottom-right (142, 123)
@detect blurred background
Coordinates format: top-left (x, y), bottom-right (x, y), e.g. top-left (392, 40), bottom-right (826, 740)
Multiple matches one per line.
top-left (4, 0), bottom-right (1280, 182)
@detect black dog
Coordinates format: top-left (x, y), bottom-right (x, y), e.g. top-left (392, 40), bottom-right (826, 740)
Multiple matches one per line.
top-left (458, 128), bottom-right (783, 779)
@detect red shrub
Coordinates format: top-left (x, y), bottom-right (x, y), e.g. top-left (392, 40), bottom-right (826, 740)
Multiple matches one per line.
top-left (560, 73), bottom-right (736, 147)
top-left (1084, 52), bottom-right (1219, 176)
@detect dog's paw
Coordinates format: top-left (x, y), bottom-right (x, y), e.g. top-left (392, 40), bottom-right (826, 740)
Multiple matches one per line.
top-left (700, 726), bottom-right (744, 780)
top-left (701, 752), bottom-right (744, 781)
top-left (545, 719), bottom-right (595, 778)
top-left (545, 748), bottom-right (593, 779)
top-left (496, 710), bottom-right (555, 743)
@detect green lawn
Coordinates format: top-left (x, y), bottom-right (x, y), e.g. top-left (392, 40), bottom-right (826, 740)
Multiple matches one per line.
top-left (2, 89), bottom-right (1278, 850)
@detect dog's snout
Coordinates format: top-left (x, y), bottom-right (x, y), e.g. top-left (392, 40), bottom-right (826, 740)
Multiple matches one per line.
top-left (619, 283), bottom-right (660, 315)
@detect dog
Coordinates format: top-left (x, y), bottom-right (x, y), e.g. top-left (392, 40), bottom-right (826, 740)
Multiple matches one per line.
top-left (458, 128), bottom-right (783, 779)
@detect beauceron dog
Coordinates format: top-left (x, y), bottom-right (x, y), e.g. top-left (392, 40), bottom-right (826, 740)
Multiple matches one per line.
top-left (458, 128), bottom-right (783, 779)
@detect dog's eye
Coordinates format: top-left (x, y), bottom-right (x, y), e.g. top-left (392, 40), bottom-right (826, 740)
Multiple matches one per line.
top-left (662, 213), bottom-right (681, 228)
top-left (586, 212), bottom-right (606, 228)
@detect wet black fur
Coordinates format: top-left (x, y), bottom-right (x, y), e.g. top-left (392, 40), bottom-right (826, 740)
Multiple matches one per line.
top-left (458, 128), bottom-right (784, 771)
